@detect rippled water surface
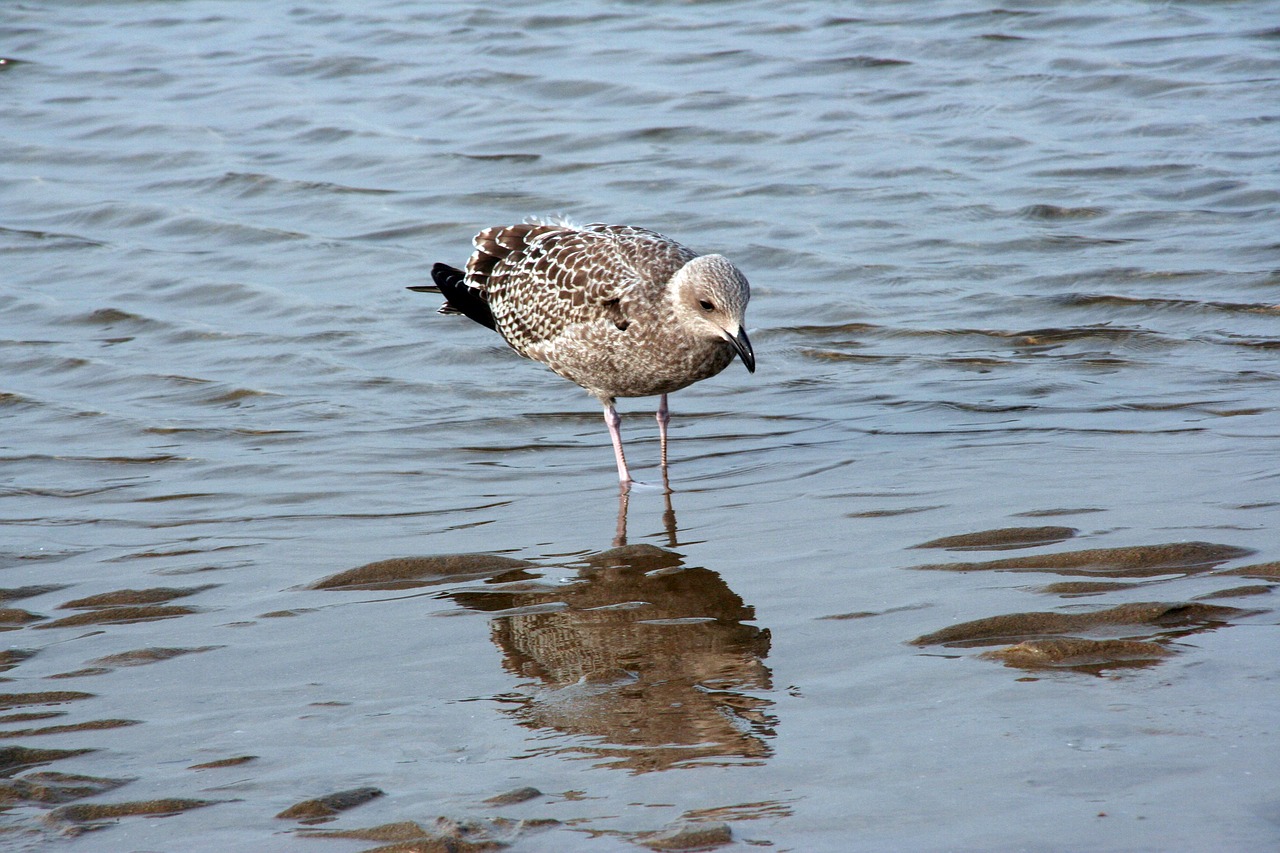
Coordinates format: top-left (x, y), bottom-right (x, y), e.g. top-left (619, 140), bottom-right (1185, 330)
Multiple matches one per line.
top-left (3, 1), bottom-right (1279, 850)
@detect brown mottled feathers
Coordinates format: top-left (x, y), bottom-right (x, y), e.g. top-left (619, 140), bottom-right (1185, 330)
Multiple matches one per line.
top-left (467, 223), bottom-right (696, 348)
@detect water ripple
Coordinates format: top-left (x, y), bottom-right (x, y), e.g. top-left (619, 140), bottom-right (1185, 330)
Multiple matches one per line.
top-left (1, 1), bottom-right (1278, 850)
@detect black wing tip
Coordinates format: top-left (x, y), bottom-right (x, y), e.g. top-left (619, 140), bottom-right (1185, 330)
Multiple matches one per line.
top-left (419, 262), bottom-right (497, 331)
top-left (406, 263), bottom-right (462, 293)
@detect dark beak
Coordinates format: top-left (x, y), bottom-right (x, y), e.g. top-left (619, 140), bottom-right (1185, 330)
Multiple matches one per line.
top-left (729, 325), bottom-right (755, 374)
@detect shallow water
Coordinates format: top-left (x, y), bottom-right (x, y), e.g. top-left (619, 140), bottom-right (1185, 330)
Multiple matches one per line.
top-left (3, 1), bottom-right (1279, 850)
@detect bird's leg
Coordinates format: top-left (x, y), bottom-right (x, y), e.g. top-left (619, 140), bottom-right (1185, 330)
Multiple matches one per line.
top-left (656, 393), bottom-right (670, 471)
top-left (603, 401), bottom-right (632, 485)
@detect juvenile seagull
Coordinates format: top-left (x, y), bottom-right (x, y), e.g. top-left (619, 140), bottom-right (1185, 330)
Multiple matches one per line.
top-left (410, 221), bottom-right (755, 485)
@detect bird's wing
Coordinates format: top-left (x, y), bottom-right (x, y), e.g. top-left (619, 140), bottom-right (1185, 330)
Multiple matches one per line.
top-left (467, 223), bottom-right (563, 298)
top-left (479, 225), bottom-right (695, 348)
top-left (581, 224), bottom-right (698, 287)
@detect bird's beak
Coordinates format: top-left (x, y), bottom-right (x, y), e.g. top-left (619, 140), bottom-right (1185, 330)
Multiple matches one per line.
top-left (728, 325), bottom-right (755, 374)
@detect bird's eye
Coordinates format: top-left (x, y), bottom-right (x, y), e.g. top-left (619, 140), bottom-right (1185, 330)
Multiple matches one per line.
top-left (698, 300), bottom-right (715, 311)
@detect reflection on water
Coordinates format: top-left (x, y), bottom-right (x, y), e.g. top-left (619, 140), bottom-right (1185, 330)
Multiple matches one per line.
top-left (613, 486), bottom-right (677, 548)
top-left (445, 545), bottom-right (773, 773)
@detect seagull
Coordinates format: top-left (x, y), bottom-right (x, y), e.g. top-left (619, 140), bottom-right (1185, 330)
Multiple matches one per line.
top-left (410, 221), bottom-right (755, 486)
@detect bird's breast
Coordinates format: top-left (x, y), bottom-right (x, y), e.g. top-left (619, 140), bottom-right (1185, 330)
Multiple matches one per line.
top-left (519, 316), bottom-right (736, 399)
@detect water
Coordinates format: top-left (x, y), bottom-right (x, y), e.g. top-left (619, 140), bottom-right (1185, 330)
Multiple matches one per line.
top-left (2, 1), bottom-right (1279, 850)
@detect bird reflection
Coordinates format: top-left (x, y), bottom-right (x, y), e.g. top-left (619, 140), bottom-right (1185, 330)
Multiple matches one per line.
top-left (613, 482), bottom-right (676, 547)
top-left (444, 544), bottom-right (774, 773)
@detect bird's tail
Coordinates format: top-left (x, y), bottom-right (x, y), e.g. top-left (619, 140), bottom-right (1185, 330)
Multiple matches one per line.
top-left (407, 263), bottom-right (497, 331)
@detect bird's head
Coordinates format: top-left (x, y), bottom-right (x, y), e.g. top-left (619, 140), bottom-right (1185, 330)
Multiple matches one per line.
top-left (671, 254), bottom-right (755, 373)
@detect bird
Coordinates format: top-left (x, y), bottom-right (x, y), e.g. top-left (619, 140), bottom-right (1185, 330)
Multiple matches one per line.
top-left (409, 220), bottom-right (755, 486)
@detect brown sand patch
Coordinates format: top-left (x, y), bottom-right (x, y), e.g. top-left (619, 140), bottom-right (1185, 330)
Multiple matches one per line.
top-left (89, 646), bottom-right (222, 667)
top-left (0, 691), bottom-right (94, 710)
top-left (981, 638), bottom-right (1173, 670)
top-left (0, 609), bottom-right (45, 627)
top-left (640, 820), bottom-right (734, 850)
top-left (310, 554), bottom-right (536, 591)
top-left (0, 586), bottom-right (67, 603)
top-left (483, 786), bottom-right (542, 806)
top-left (0, 771), bottom-right (131, 805)
top-left (913, 526), bottom-right (1077, 551)
top-left (913, 601), bottom-right (1253, 647)
top-left (45, 797), bottom-right (218, 829)
top-left (35, 606), bottom-right (199, 629)
top-left (0, 649), bottom-right (38, 672)
top-left (0, 745), bottom-right (95, 776)
top-left (1222, 561), bottom-right (1280, 581)
top-left (57, 585), bottom-right (215, 609)
top-left (0, 719), bottom-right (140, 738)
top-left (1193, 585), bottom-right (1272, 600)
top-left (188, 754), bottom-right (257, 770)
top-left (1036, 581), bottom-right (1136, 595)
top-left (911, 542), bottom-right (1253, 577)
top-left (47, 668), bottom-right (113, 679)
top-left (0, 712), bottom-right (63, 724)
top-left (276, 786), bottom-right (383, 821)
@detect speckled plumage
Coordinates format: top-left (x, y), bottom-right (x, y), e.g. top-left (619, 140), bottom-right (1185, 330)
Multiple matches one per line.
top-left (412, 221), bottom-right (755, 484)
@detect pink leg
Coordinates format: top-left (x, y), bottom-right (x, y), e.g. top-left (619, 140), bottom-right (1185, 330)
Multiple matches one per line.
top-left (656, 393), bottom-right (670, 469)
top-left (603, 402), bottom-right (632, 485)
